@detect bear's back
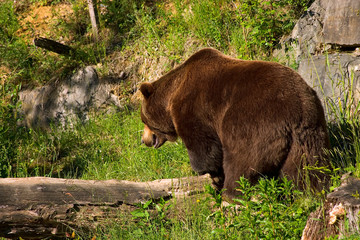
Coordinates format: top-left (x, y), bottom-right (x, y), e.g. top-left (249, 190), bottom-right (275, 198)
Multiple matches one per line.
top-left (177, 48), bottom-right (317, 126)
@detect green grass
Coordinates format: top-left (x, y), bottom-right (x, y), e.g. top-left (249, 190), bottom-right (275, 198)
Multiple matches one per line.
top-left (311, 54), bottom-right (360, 183)
top-left (80, 110), bottom-right (192, 181)
top-left (1, 108), bottom-right (191, 180)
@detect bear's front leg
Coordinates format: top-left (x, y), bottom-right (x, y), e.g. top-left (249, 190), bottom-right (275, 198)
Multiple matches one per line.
top-left (186, 141), bottom-right (224, 191)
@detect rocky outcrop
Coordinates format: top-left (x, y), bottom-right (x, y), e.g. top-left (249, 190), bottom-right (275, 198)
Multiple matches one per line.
top-left (275, 0), bottom-right (360, 119)
top-left (19, 66), bottom-right (123, 129)
top-left (288, 0), bottom-right (360, 60)
top-left (298, 54), bottom-right (360, 119)
top-left (323, 0), bottom-right (360, 47)
top-left (287, 1), bottom-right (360, 238)
top-left (290, 0), bottom-right (327, 61)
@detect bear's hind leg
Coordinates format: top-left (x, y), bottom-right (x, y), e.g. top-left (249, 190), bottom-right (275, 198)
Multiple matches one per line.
top-left (280, 128), bottom-right (330, 192)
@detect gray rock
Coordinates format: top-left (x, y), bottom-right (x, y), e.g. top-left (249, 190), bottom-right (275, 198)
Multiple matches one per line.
top-left (323, 0), bottom-right (360, 47)
top-left (288, 0), bottom-right (360, 59)
top-left (273, 0), bottom-right (327, 64)
top-left (290, 0), bottom-right (327, 60)
top-left (56, 66), bottom-right (99, 125)
top-left (19, 66), bottom-right (122, 129)
top-left (298, 54), bottom-right (360, 120)
top-left (275, 0), bottom-right (360, 120)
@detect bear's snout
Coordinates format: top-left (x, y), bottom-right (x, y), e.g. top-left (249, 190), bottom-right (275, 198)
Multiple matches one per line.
top-left (142, 124), bottom-right (155, 147)
top-left (141, 124), bottom-right (167, 148)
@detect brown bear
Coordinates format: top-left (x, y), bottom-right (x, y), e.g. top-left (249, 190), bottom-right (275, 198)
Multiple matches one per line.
top-left (139, 48), bottom-right (330, 198)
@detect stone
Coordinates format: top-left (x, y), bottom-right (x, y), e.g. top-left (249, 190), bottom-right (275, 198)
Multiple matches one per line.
top-left (273, 0), bottom-right (327, 64)
top-left (56, 66), bottom-right (99, 124)
top-left (19, 66), bottom-right (122, 129)
top-left (275, 0), bottom-right (360, 63)
top-left (291, 0), bottom-right (327, 59)
top-left (323, 0), bottom-right (360, 47)
top-left (298, 54), bottom-right (360, 120)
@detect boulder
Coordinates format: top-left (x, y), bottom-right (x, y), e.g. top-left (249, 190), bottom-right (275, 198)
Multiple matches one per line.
top-left (323, 0), bottom-right (360, 47)
top-left (290, 0), bottom-right (327, 61)
top-left (274, 0), bottom-right (360, 118)
top-left (280, 0), bottom-right (360, 61)
top-left (298, 54), bottom-right (360, 120)
top-left (19, 66), bottom-right (122, 129)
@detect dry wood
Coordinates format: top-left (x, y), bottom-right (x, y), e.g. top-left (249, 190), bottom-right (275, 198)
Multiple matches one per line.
top-left (87, 0), bottom-right (99, 41)
top-left (0, 175), bottom-right (211, 239)
top-left (34, 37), bottom-right (74, 55)
top-left (302, 175), bottom-right (360, 239)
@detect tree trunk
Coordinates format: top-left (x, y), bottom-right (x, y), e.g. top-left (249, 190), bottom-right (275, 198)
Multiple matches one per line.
top-left (87, 0), bottom-right (99, 41)
top-left (302, 175), bottom-right (360, 239)
top-left (0, 175), bottom-right (211, 239)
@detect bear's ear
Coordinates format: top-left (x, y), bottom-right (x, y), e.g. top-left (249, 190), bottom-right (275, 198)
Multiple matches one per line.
top-left (140, 83), bottom-right (154, 99)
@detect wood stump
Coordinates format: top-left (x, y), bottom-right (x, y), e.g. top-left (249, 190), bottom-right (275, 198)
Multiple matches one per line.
top-left (302, 175), bottom-right (360, 239)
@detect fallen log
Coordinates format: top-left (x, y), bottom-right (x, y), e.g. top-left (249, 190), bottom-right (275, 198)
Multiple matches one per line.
top-left (302, 175), bottom-right (360, 239)
top-left (34, 37), bottom-right (74, 56)
top-left (0, 175), bottom-right (211, 239)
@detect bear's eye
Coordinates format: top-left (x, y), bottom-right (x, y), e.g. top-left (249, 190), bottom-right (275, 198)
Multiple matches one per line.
top-left (151, 126), bottom-right (162, 133)
top-left (150, 126), bottom-right (167, 135)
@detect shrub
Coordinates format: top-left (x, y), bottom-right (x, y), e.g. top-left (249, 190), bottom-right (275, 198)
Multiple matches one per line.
top-left (234, 0), bottom-right (312, 58)
top-left (208, 177), bottom-right (318, 240)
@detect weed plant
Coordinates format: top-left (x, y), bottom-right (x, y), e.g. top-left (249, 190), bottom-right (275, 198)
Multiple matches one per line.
top-left (1, 0), bottom-right (311, 87)
top-left (0, 0), bottom-right (108, 87)
top-left (0, 82), bottom-right (24, 177)
top-left (229, 177), bottom-right (316, 239)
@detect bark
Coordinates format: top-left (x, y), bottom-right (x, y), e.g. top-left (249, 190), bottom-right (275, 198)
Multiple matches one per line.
top-left (33, 37), bottom-right (74, 56)
top-left (87, 0), bottom-right (99, 41)
top-left (0, 175), bottom-right (211, 239)
top-left (302, 175), bottom-right (360, 239)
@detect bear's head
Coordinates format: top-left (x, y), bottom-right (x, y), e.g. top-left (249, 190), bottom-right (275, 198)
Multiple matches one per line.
top-left (140, 82), bottom-right (178, 148)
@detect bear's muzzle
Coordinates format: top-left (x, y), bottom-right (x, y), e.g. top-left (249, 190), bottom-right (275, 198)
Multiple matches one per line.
top-left (141, 124), bottom-right (167, 148)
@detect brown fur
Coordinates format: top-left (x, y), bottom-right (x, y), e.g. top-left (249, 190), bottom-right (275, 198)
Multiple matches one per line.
top-left (140, 48), bottom-right (330, 198)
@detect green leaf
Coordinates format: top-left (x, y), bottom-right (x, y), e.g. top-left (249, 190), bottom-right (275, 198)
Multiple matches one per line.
top-left (131, 209), bottom-right (147, 218)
